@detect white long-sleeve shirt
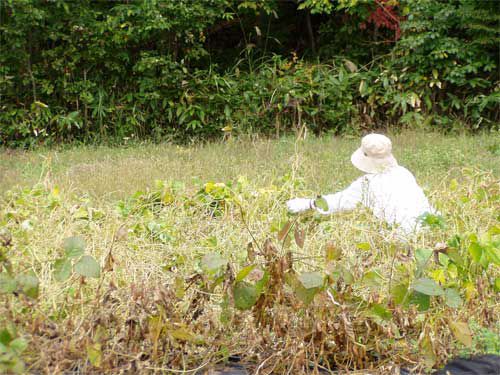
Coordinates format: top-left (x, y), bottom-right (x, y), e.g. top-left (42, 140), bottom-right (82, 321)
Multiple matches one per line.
top-left (319, 166), bottom-right (433, 234)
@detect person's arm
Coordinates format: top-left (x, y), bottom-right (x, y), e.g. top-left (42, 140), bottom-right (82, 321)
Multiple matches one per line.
top-left (286, 197), bottom-right (314, 213)
top-left (314, 176), bottom-right (366, 215)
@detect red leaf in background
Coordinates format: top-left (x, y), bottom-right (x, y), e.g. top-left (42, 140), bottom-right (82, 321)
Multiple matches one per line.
top-left (362, 0), bottom-right (402, 40)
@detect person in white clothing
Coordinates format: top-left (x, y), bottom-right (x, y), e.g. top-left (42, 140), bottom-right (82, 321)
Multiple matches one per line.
top-left (286, 133), bottom-right (434, 235)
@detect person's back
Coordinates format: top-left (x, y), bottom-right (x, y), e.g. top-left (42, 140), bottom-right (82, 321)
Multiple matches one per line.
top-left (286, 134), bottom-right (434, 236)
top-left (363, 165), bottom-right (432, 234)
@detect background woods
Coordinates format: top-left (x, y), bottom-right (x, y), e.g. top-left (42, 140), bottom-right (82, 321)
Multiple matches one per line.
top-left (1, 2), bottom-right (499, 373)
top-left (0, 0), bottom-right (499, 147)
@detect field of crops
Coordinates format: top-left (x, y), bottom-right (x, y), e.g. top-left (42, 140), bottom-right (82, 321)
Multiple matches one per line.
top-left (1, 131), bottom-right (499, 373)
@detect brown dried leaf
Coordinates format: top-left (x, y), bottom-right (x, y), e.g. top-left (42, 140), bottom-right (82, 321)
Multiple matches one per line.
top-left (277, 220), bottom-right (292, 242)
top-left (344, 59), bottom-right (358, 73)
top-left (263, 238), bottom-right (277, 260)
top-left (247, 242), bottom-right (255, 262)
top-left (103, 251), bottom-right (115, 272)
top-left (341, 312), bottom-right (355, 342)
top-left (247, 268), bottom-right (265, 283)
top-left (114, 225), bottom-right (128, 241)
top-left (0, 229), bottom-right (12, 247)
top-left (294, 226), bottom-right (305, 248)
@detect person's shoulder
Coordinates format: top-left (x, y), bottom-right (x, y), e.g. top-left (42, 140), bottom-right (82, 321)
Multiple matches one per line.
top-left (392, 165), bottom-right (416, 179)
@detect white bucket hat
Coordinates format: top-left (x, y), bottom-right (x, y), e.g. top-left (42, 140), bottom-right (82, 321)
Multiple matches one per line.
top-left (351, 133), bottom-right (398, 173)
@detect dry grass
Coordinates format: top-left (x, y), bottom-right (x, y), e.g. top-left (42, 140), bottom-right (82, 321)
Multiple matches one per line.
top-left (1, 131), bottom-right (499, 374)
top-left (1, 130), bottom-right (498, 198)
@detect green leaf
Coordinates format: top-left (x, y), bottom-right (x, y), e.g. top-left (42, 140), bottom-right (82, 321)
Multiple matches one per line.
top-left (419, 213), bottom-right (446, 229)
top-left (369, 303), bottom-right (392, 321)
top-left (391, 282), bottom-right (410, 305)
top-left (233, 281), bottom-right (259, 310)
top-left (468, 242), bottom-right (483, 263)
top-left (412, 277), bottom-right (444, 296)
top-left (446, 247), bottom-right (463, 267)
top-left (9, 338), bottom-right (27, 354)
top-left (254, 270), bottom-right (269, 294)
top-left (330, 265), bottom-right (354, 285)
top-left (74, 255), bottom-right (100, 278)
top-left (16, 273), bottom-right (39, 298)
top-left (415, 248), bottom-right (433, 269)
top-left (438, 253), bottom-right (449, 267)
top-left (201, 253), bottom-right (227, 274)
top-left (488, 225), bottom-right (500, 236)
top-left (314, 197), bottom-right (329, 212)
top-left (447, 235), bottom-right (461, 249)
top-left (410, 291), bottom-right (430, 311)
top-left (63, 236), bottom-right (86, 258)
top-left (0, 273), bottom-right (17, 294)
top-left (298, 271), bottom-right (324, 289)
top-left (286, 273), bottom-right (319, 306)
top-left (361, 270), bottom-right (384, 288)
top-left (235, 264), bottom-right (256, 282)
top-left (449, 321), bottom-right (472, 347)
top-left (53, 258), bottom-right (72, 282)
top-left (444, 288), bottom-right (462, 308)
top-left (495, 277), bottom-right (500, 292)
top-left (485, 245), bottom-right (500, 266)
top-left (0, 329), bottom-right (12, 345)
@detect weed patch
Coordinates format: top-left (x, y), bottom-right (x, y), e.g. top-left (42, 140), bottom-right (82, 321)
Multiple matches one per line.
top-left (1, 135), bottom-right (499, 373)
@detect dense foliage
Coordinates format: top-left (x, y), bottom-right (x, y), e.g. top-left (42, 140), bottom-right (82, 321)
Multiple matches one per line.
top-left (1, 0), bottom-right (499, 146)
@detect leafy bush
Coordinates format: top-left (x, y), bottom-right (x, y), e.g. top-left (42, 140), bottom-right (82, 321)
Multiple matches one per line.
top-left (394, 0), bottom-right (500, 129)
top-left (0, 0), bottom-right (498, 146)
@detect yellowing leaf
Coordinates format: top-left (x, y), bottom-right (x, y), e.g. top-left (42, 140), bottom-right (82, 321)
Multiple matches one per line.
top-left (464, 281), bottom-right (476, 301)
top-left (170, 327), bottom-right (196, 342)
top-left (421, 334), bottom-right (436, 368)
top-left (359, 80), bottom-right (366, 94)
top-left (236, 264), bottom-right (256, 282)
top-left (449, 321), bottom-right (472, 347)
top-left (430, 269), bottom-right (446, 284)
top-left (174, 276), bottom-right (185, 299)
top-left (356, 242), bottom-right (370, 251)
top-left (344, 59), bottom-right (358, 73)
top-left (325, 241), bottom-right (342, 262)
top-left (449, 178), bottom-right (458, 191)
top-left (87, 343), bottom-right (102, 367)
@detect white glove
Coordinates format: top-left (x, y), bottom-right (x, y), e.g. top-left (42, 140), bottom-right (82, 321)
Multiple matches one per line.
top-left (286, 198), bottom-right (313, 214)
